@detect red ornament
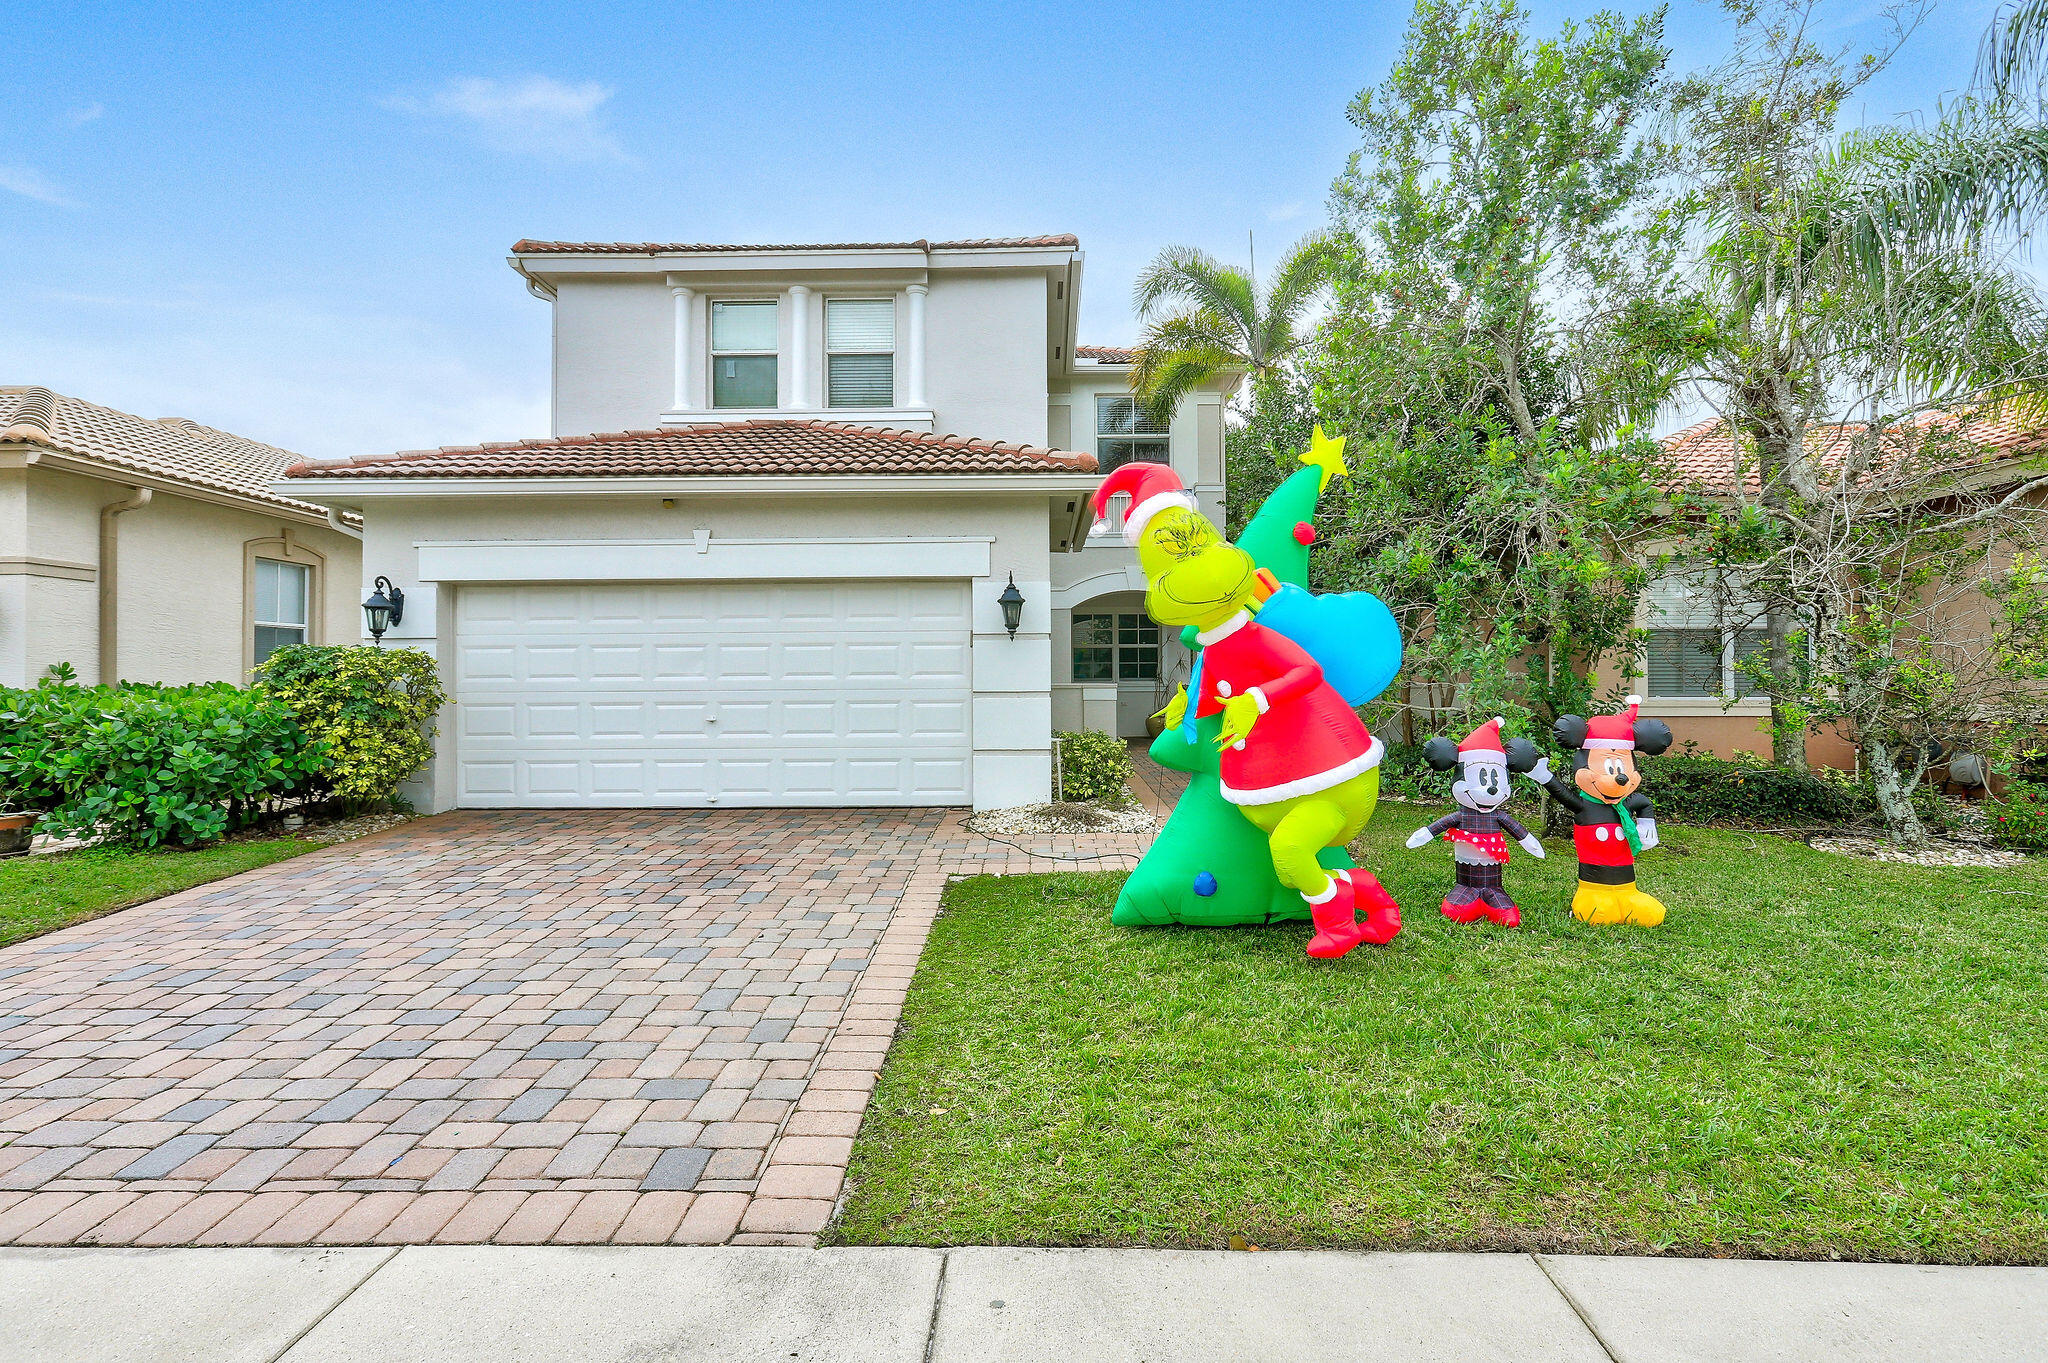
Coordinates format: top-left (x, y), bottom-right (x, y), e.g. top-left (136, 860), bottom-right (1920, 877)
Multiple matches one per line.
top-left (1293, 521), bottom-right (1316, 545)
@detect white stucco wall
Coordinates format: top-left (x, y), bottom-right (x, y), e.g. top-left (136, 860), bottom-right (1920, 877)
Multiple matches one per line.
top-left (921, 272), bottom-right (1048, 446)
top-left (551, 279), bottom-right (675, 438)
top-left (544, 270), bottom-right (1052, 448)
top-left (1, 468), bottom-right (362, 688)
top-left (350, 489), bottom-right (1060, 812)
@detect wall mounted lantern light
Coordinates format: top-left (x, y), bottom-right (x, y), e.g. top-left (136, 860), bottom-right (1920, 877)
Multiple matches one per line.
top-left (362, 576), bottom-right (405, 644)
top-left (998, 573), bottom-right (1026, 638)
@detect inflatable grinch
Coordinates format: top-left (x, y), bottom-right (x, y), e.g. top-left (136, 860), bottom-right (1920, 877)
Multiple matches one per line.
top-left (1100, 429), bottom-right (1404, 958)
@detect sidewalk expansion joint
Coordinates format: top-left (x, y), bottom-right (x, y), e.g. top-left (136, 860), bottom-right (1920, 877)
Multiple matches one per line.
top-left (1531, 1252), bottom-right (1624, 1363)
top-left (263, 1244), bottom-right (401, 1363)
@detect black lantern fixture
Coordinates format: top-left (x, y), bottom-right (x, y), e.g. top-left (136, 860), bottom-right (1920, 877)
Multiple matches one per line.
top-left (997, 573), bottom-right (1026, 638)
top-left (362, 576), bottom-right (405, 644)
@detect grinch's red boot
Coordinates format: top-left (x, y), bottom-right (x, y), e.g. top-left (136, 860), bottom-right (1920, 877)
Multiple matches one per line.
top-left (1348, 869), bottom-right (1403, 944)
top-left (1302, 874), bottom-right (1368, 959)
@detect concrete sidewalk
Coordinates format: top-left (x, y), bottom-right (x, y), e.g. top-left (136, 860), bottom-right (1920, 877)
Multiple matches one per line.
top-left (4, 1246), bottom-right (2043, 1363)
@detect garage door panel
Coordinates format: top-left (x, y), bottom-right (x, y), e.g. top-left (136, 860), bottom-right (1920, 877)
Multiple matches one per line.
top-left (454, 580), bottom-right (971, 807)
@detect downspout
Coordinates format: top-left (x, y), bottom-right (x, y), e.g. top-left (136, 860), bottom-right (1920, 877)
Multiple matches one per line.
top-left (325, 505), bottom-right (363, 541)
top-left (97, 486), bottom-right (152, 684)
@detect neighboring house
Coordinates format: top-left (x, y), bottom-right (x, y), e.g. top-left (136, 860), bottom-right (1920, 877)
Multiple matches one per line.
top-left (1627, 411), bottom-right (2048, 765)
top-left (0, 388), bottom-right (362, 689)
top-left (282, 235), bottom-right (1238, 813)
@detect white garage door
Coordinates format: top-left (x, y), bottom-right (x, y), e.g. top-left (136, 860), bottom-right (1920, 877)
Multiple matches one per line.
top-left (454, 580), bottom-right (972, 807)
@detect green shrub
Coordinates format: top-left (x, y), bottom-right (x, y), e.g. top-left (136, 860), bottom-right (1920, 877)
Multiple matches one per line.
top-left (1375, 741), bottom-right (1457, 803)
top-left (0, 670), bottom-right (323, 848)
top-left (1640, 752), bottom-right (1863, 827)
top-left (259, 645), bottom-right (446, 808)
top-left (1988, 781), bottom-right (2048, 852)
top-left (1054, 730), bottom-right (1133, 804)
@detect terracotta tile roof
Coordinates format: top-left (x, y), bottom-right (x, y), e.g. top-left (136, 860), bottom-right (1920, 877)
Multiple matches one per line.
top-left (1661, 410), bottom-right (2048, 493)
top-left (283, 419), bottom-right (1099, 480)
top-left (511, 235), bottom-right (1079, 255)
top-left (0, 386), bottom-right (346, 519)
top-left (1075, 345), bottom-right (1136, 363)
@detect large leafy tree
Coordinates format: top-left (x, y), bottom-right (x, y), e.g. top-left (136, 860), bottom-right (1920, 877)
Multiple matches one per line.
top-left (1657, 0), bottom-right (2048, 835)
top-left (1311, 0), bottom-right (1683, 752)
top-left (1127, 231), bottom-right (1337, 423)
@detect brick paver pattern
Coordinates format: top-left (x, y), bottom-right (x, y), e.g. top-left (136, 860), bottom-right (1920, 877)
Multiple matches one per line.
top-left (0, 759), bottom-right (1169, 1248)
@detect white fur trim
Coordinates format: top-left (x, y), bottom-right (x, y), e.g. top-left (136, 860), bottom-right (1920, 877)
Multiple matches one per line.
top-left (1459, 748), bottom-right (1505, 764)
top-left (1195, 611), bottom-right (1251, 646)
top-left (1120, 489), bottom-right (1199, 544)
top-left (1301, 877), bottom-right (1340, 905)
top-left (1248, 686), bottom-right (1270, 714)
top-left (1220, 735), bottom-right (1384, 805)
top-left (1583, 736), bottom-right (1634, 750)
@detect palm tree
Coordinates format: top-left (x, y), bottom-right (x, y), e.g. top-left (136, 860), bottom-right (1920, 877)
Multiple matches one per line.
top-left (1128, 232), bottom-right (1337, 423)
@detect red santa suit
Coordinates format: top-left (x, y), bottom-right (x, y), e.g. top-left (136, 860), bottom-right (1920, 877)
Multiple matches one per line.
top-left (1192, 610), bottom-right (1384, 806)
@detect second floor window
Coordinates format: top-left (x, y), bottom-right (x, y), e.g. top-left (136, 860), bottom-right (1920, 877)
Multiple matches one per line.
top-left (827, 298), bottom-right (895, 407)
top-left (712, 300), bottom-right (778, 408)
top-left (1096, 395), bottom-right (1168, 472)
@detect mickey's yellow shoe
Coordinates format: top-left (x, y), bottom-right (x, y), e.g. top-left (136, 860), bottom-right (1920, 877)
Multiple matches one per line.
top-left (1571, 880), bottom-right (1666, 927)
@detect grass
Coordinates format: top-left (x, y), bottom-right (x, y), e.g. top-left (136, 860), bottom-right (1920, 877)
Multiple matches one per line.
top-left (0, 837), bottom-right (328, 948)
top-left (830, 816), bottom-right (2048, 1263)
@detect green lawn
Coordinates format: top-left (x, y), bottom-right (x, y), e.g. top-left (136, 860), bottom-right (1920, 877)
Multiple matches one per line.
top-left (0, 837), bottom-right (328, 948)
top-left (831, 817), bottom-right (2048, 1263)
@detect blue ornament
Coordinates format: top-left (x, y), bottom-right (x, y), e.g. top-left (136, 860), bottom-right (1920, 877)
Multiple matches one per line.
top-left (1193, 871), bottom-right (1218, 897)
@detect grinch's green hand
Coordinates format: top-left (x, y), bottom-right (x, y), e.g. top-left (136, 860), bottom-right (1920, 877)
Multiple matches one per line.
top-left (1152, 685), bottom-right (1190, 731)
top-left (1214, 693), bottom-right (1262, 750)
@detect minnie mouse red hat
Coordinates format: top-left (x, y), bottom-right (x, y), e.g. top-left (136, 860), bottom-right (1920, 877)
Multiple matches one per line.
top-left (1457, 716), bottom-right (1506, 763)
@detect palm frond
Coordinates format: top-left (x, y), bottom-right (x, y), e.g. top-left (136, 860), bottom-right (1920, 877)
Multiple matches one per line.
top-left (1823, 115), bottom-right (2048, 281)
top-left (1131, 346), bottom-right (1237, 425)
top-left (1979, 0), bottom-right (2048, 98)
top-left (1133, 248), bottom-right (1258, 337)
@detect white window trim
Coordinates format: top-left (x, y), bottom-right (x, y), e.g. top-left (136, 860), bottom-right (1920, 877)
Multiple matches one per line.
top-left (243, 532), bottom-right (324, 679)
top-left (825, 296), bottom-right (898, 409)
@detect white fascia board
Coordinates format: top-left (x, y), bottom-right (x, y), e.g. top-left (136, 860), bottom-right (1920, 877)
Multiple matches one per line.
top-left (516, 248), bottom-right (933, 278)
top-left (415, 535), bottom-right (993, 583)
top-left (275, 474), bottom-right (1100, 501)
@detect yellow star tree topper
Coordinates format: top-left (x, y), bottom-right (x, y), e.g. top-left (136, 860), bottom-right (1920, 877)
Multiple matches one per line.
top-left (1301, 424), bottom-right (1349, 492)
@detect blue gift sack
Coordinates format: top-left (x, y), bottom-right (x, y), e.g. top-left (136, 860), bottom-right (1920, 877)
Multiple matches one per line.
top-left (1252, 583), bottom-right (1402, 707)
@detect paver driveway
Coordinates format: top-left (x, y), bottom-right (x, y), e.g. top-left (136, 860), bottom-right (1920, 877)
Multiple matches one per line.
top-left (0, 807), bottom-right (1151, 1248)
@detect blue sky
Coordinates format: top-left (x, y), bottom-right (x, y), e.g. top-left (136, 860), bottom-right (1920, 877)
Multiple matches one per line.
top-left (1, 0), bottom-right (2011, 458)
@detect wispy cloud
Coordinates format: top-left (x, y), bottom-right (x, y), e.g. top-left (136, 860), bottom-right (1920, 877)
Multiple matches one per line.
top-left (0, 165), bottom-right (79, 208)
top-left (1265, 200), bottom-right (1307, 223)
top-left (65, 103), bottom-right (105, 126)
top-left (382, 75), bottom-right (629, 162)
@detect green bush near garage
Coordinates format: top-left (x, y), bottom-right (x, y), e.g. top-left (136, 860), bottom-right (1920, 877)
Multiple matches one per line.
top-left (257, 644), bottom-right (446, 809)
top-left (1054, 729), bottom-right (1134, 804)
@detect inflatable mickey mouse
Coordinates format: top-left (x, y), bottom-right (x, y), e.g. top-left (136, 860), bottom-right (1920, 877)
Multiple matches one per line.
top-left (1522, 695), bottom-right (1674, 927)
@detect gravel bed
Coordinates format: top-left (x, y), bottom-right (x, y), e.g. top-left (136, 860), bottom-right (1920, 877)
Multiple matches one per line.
top-left (967, 794), bottom-right (1155, 837)
top-left (1808, 833), bottom-right (2027, 869)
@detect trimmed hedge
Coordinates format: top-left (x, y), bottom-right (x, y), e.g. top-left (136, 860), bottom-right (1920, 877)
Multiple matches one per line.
top-left (258, 645), bottom-right (445, 809)
top-left (0, 672), bottom-right (324, 848)
top-left (1055, 730), bottom-right (1133, 804)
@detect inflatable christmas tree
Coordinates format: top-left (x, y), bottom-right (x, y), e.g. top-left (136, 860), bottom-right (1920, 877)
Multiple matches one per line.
top-left (1113, 434), bottom-right (1401, 927)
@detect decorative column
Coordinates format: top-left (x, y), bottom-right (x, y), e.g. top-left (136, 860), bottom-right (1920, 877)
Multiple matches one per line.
top-left (905, 283), bottom-right (928, 409)
top-left (668, 278), bottom-right (695, 412)
top-left (787, 284), bottom-right (812, 409)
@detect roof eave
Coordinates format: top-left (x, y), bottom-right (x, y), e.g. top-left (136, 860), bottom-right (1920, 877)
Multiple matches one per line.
top-left (274, 472), bottom-right (1102, 503)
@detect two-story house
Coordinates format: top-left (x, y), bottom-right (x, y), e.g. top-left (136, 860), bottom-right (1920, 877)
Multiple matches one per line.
top-left (282, 235), bottom-right (1237, 813)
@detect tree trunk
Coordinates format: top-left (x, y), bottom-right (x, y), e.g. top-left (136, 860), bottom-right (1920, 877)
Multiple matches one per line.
top-left (1865, 739), bottom-right (1928, 845)
top-left (1764, 609), bottom-right (1808, 773)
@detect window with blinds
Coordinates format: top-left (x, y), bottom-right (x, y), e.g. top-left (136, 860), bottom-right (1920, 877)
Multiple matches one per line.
top-left (827, 298), bottom-right (895, 408)
top-left (711, 301), bottom-right (778, 408)
top-left (1642, 571), bottom-right (1774, 698)
top-left (253, 558), bottom-right (310, 666)
top-left (1095, 395), bottom-right (1168, 472)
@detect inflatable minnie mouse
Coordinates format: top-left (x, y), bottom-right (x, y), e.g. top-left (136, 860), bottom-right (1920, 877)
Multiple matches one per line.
top-left (1403, 717), bottom-right (1545, 927)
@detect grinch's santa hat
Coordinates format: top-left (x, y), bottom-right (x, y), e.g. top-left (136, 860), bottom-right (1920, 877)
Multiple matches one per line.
top-left (1092, 462), bottom-right (1198, 546)
top-left (1582, 696), bottom-right (1643, 750)
top-left (1457, 717), bottom-right (1506, 764)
